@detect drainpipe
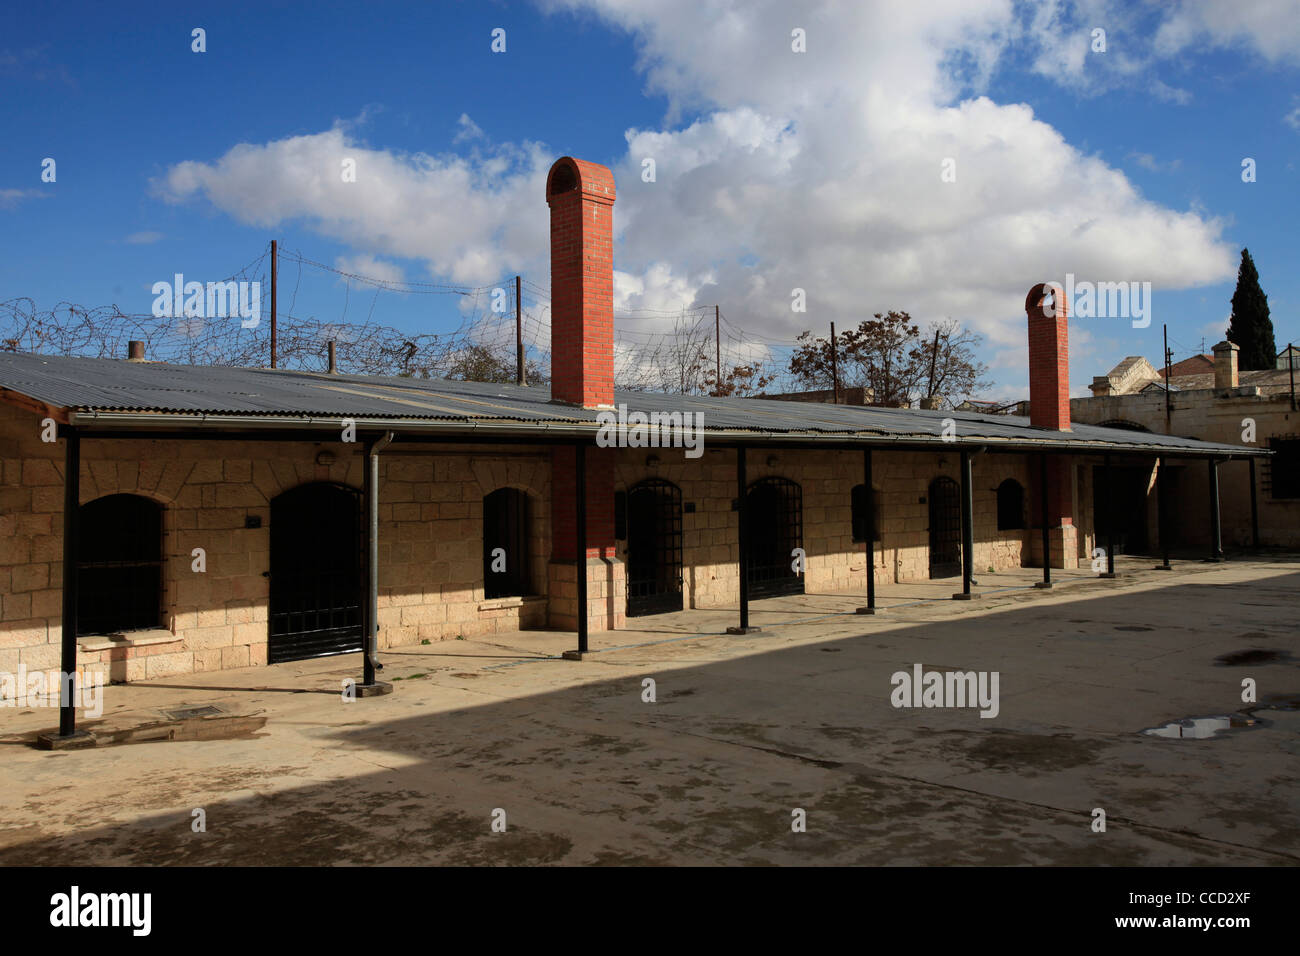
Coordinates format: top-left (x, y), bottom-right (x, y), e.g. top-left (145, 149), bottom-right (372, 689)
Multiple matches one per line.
top-left (362, 431), bottom-right (395, 691)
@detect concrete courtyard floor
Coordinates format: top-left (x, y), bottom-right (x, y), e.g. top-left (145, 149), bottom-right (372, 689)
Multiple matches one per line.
top-left (1, 556), bottom-right (1298, 866)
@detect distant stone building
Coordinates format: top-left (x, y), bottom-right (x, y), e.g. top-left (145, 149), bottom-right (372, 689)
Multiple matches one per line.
top-left (1073, 342), bottom-right (1299, 551)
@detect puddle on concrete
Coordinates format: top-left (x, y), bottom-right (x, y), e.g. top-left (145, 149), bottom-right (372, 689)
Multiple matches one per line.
top-left (1215, 649), bottom-right (1289, 666)
top-left (1142, 715), bottom-right (1259, 739)
top-left (1141, 695), bottom-right (1299, 740)
top-left (162, 704), bottom-right (225, 720)
top-left (29, 715), bottom-right (268, 749)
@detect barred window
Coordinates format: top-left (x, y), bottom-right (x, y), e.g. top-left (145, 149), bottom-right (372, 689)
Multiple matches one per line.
top-left (78, 494), bottom-right (163, 635)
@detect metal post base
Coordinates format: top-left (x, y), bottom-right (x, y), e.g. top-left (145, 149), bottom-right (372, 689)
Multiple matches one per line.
top-left (1153, 563), bottom-right (1173, 571)
top-left (855, 606), bottom-right (876, 615)
top-left (1202, 557), bottom-right (1224, 563)
top-left (353, 681), bottom-right (394, 697)
top-left (561, 650), bottom-right (585, 661)
top-left (1099, 572), bottom-right (1118, 579)
top-left (36, 730), bottom-right (94, 751)
top-left (726, 626), bottom-right (762, 635)
top-left (952, 593), bottom-right (974, 601)
top-left (1033, 581), bottom-right (1053, 589)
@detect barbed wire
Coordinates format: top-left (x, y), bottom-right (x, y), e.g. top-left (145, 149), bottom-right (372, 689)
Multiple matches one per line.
top-left (0, 242), bottom-right (966, 395)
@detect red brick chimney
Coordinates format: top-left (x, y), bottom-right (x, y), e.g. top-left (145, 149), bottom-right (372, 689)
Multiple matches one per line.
top-left (545, 156), bottom-right (623, 635)
top-left (1025, 283), bottom-right (1071, 431)
top-left (546, 156), bottom-right (615, 408)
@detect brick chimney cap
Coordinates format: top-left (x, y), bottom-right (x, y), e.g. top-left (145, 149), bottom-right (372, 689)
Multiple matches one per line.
top-left (1025, 282), bottom-right (1067, 317)
top-left (1212, 340), bottom-right (1239, 353)
top-left (546, 156), bottom-right (616, 206)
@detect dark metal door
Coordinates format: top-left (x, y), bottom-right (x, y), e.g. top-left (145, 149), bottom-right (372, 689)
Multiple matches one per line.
top-left (626, 479), bottom-right (683, 616)
top-left (746, 477), bottom-right (804, 599)
top-left (269, 483), bottom-right (364, 663)
top-left (928, 476), bottom-right (961, 578)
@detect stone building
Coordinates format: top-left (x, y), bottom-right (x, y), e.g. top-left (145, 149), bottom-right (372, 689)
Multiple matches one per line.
top-left (0, 156), bottom-right (1259, 742)
top-left (1075, 342), bottom-right (1299, 550)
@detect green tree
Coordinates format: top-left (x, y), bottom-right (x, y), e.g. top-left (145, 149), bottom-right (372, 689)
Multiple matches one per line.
top-left (788, 312), bottom-right (989, 406)
top-left (1226, 248), bottom-right (1277, 371)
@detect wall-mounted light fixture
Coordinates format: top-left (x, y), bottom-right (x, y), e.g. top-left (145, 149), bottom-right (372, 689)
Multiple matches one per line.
top-left (316, 451), bottom-right (336, 467)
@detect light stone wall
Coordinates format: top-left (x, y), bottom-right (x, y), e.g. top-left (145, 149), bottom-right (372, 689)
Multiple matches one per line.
top-left (614, 447), bottom-right (1038, 607)
top-left (0, 402), bottom-right (552, 694)
top-left (2, 396), bottom-right (1099, 690)
top-left (1073, 389), bottom-right (1300, 548)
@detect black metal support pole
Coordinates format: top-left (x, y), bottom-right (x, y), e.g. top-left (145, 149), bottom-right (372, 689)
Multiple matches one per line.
top-left (1035, 452), bottom-right (1052, 588)
top-left (1248, 457), bottom-right (1260, 550)
top-left (363, 442), bottom-right (377, 688)
top-left (576, 441), bottom-right (589, 654)
top-left (953, 449), bottom-right (974, 600)
top-left (1207, 457), bottom-right (1223, 562)
top-left (58, 426), bottom-right (79, 738)
top-left (857, 448), bottom-right (876, 613)
top-left (354, 433), bottom-right (393, 696)
top-left (728, 445), bottom-right (759, 634)
top-left (1100, 453), bottom-right (1117, 577)
top-left (1154, 457), bottom-right (1172, 570)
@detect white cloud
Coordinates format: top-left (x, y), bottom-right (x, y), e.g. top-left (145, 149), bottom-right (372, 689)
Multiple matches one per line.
top-left (333, 254), bottom-right (406, 287)
top-left (153, 123), bottom-right (553, 287)
top-left (0, 188), bottom-right (47, 209)
top-left (123, 230), bottom-right (164, 244)
top-left (1153, 0), bottom-right (1300, 65)
top-left (155, 0), bottom-right (1251, 395)
top-left (1285, 98), bottom-right (1300, 131)
top-left (454, 113), bottom-right (486, 144)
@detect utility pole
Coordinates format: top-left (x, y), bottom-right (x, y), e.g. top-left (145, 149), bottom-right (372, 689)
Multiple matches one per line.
top-left (515, 275), bottom-right (525, 386)
top-left (1163, 324), bottom-right (1171, 430)
top-left (926, 328), bottom-right (941, 400)
top-left (1290, 341), bottom-right (1297, 411)
top-left (270, 239), bottom-right (278, 369)
top-left (830, 322), bottom-right (839, 403)
top-left (714, 305), bottom-right (721, 396)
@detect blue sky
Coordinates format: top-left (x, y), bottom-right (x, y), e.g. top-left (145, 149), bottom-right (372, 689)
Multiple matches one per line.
top-left (2, 0), bottom-right (1298, 398)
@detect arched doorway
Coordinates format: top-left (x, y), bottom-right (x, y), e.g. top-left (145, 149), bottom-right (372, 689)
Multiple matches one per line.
top-left (625, 479), bottom-right (684, 616)
top-left (746, 477), bottom-right (804, 599)
top-left (269, 482), bottom-right (364, 663)
top-left (928, 476), bottom-right (962, 579)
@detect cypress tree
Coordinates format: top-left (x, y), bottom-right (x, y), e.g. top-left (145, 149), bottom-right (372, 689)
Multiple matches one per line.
top-left (1226, 248), bottom-right (1277, 370)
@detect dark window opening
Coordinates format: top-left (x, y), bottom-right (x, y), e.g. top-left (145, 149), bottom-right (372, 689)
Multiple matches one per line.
top-left (484, 488), bottom-right (530, 598)
top-left (928, 477), bottom-right (962, 579)
top-left (1268, 438), bottom-right (1300, 500)
top-left (626, 479), bottom-right (684, 616)
top-left (996, 479), bottom-right (1025, 530)
top-left (269, 483), bottom-right (364, 663)
top-left (746, 477), bottom-right (804, 599)
top-left (851, 484), bottom-right (883, 542)
top-left (77, 494), bottom-right (163, 635)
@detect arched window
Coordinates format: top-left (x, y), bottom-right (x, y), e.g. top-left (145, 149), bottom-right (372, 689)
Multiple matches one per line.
top-left (996, 479), bottom-right (1025, 531)
top-left (851, 484), bottom-right (882, 542)
top-left (78, 494), bottom-right (163, 635)
top-left (484, 488), bottom-right (530, 598)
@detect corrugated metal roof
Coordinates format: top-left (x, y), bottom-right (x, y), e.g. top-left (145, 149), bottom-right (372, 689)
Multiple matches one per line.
top-left (0, 351), bottom-right (1261, 457)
